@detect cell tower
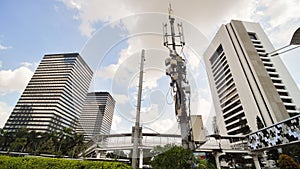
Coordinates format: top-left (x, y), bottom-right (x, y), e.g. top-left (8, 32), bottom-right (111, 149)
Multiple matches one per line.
top-left (163, 4), bottom-right (194, 149)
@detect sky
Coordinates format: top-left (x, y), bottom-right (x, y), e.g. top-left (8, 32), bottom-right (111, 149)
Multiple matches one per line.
top-left (0, 0), bottom-right (299, 135)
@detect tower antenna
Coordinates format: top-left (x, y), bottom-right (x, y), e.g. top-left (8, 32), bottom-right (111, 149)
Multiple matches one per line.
top-left (168, 3), bottom-right (173, 17)
top-left (163, 4), bottom-right (194, 150)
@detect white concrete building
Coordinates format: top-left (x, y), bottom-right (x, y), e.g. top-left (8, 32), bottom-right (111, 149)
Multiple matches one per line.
top-left (203, 20), bottom-right (300, 135)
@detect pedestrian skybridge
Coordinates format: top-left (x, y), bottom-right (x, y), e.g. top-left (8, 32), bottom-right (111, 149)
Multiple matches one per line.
top-left (84, 114), bottom-right (300, 158)
top-left (84, 133), bottom-right (182, 157)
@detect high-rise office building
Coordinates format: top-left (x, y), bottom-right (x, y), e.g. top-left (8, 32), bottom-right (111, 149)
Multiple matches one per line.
top-left (203, 20), bottom-right (300, 135)
top-left (4, 53), bottom-right (93, 133)
top-left (76, 92), bottom-right (115, 142)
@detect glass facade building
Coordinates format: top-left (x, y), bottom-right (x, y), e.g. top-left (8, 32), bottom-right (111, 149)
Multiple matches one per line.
top-left (76, 92), bottom-right (115, 142)
top-left (3, 53), bottom-right (93, 133)
top-left (203, 20), bottom-right (300, 135)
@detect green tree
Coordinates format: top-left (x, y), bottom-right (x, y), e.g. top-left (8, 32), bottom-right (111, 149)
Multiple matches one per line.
top-left (10, 127), bottom-right (29, 152)
top-left (39, 138), bottom-right (55, 154)
top-left (35, 131), bottom-right (56, 154)
top-left (0, 127), bottom-right (86, 157)
top-left (150, 145), bottom-right (196, 169)
top-left (57, 127), bottom-right (73, 156)
top-left (0, 129), bottom-right (14, 151)
top-left (197, 158), bottom-right (217, 169)
top-left (151, 144), bottom-right (174, 155)
top-left (69, 132), bottom-right (86, 158)
top-left (10, 137), bottom-right (27, 152)
top-left (25, 130), bottom-right (40, 154)
top-left (278, 154), bottom-right (300, 169)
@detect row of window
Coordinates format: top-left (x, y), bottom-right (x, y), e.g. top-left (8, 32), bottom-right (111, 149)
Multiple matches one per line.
top-left (210, 44), bottom-right (247, 135)
top-left (249, 33), bottom-right (297, 112)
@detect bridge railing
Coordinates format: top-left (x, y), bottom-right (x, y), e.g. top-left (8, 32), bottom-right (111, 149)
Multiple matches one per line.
top-left (247, 114), bottom-right (300, 151)
top-left (91, 133), bottom-right (182, 149)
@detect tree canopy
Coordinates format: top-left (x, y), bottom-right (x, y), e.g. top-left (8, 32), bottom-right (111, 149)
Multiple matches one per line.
top-left (278, 154), bottom-right (300, 169)
top-left (0, 127), bottom-right (86, 158)
top-left (150, 145), bottom-right (216, 169)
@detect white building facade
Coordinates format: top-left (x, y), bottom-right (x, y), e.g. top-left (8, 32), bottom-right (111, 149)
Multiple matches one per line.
top-left (203, 20), bottom-right (300, 135)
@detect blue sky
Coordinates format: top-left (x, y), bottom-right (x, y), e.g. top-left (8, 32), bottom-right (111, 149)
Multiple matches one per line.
top-left (0, 1), bottom-right (89, 127)
top-left (0, 0), bottom-right (299, 134)
top-left (0, 1), bottom-right (85, 67)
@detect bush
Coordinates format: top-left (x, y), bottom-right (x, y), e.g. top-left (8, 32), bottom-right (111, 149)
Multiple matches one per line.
top-left (0, 156), bottom-right (131, 169)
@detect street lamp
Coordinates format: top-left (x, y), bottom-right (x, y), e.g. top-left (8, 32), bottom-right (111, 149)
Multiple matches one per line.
top-left (267, 27), bottom-right (300, 57)
top-left (290, 27), bottom-right (300, 44)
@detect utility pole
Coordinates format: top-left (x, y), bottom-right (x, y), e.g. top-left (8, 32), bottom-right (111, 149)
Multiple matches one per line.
top-left (132, 49), bottom-right (145, 169)
top-left (163, 4), bottom-right (194, 149)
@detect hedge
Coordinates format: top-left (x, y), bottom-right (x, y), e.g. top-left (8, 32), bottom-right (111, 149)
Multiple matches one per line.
top-left (0, 156), bottom-right (131, 169)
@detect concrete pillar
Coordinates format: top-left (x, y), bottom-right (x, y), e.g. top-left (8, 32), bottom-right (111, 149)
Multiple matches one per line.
top-left (96, 150), bottom-right (101, 159)
top-left (139, 149), bottom-right (143, 169)
top-left (213, 152), bottom-right (223, 169)
top-left (253, 155), bottom-right (261, 169)
top-left (215, 154), bottom-right (221, 169)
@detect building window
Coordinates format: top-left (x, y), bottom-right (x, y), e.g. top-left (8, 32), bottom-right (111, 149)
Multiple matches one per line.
top-left (209, 45), bottom-right (223, 65)
top-left (248, 32), bottom-right (257, 40)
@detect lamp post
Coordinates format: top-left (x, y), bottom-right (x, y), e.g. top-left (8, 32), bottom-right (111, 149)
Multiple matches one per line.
top-left (132, 49), bottom-right (145, 169)
top-left (267, 27), bottom-right (300, 57)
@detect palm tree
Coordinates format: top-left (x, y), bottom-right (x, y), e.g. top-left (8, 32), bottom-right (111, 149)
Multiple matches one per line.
top-left (9, 127), bottom-right (28, 152)
top-left (69, 132), bottom-right (85, 158)
top-left (57, 127), bottom-right (72, 156)
top-left (36, 131), bottom-right (56, 155)
top-left (23, 130), bottom-right (39, 153)
top-left (0, 130), bottom-right (14, 151)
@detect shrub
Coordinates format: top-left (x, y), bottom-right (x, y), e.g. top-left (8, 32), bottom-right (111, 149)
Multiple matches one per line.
top-left (278, 154), bottom-right (300, 169)
top-left (0, 156), bottom-right (131, 169)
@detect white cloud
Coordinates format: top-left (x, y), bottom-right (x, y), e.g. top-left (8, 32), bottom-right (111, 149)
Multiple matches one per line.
top-left (61, 0), bottom-right (300, 48)
top-left (251, 0), bottom-right (300, 47)
top-left (111, 114), bottom-right (122, 131)
top-left (0, 44), bottom-right (12, 51)
top-left (61, 0), bottom-right (254, 37)
top-left (262, 0), bottom-right (300, 28)
top-left (112, 94), bottom-right (129, 104)
top-left (0, 66), bottom-right (33, 95)
top-left (61, 0), bottom-right (131, 37)
top-left (97, 64), bottom-right (118, 79)
top-left (0, 101), bottom-right (12, 128)
top-left (61, 0), bottom-right (300, 135)
top-left (21, 62), bottom-right (34, 67)
top-left (148, 118), bottom-right (178, 134)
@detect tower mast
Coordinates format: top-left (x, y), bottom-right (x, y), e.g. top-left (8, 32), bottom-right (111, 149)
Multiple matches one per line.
top-left (163, 4), bottom-right (193, 149)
